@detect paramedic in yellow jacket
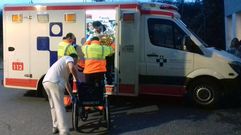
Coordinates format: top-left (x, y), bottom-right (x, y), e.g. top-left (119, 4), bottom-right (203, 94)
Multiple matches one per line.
top-left (58, 33), bottom-right (77, 59)
top-left (82, 36), bottom-right (114, 92)
top-left (84, 21), bottom-right (116, 85)
top-left (57, 32), bottom-right (78, 108)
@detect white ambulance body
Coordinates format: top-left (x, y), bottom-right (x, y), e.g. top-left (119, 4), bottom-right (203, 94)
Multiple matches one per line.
top-left (3, 2), bottom-right (241, 107)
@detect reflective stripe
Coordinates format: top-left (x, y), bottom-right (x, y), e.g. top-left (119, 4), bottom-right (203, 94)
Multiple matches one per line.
top-left (82, 40), bottom-right (114, 74)
top-left (85, 45), bottom-right (89, 58)
top-left (84, 58), bottom-right (105, 60)
top-left (101, 45), bottom-right (104, 59)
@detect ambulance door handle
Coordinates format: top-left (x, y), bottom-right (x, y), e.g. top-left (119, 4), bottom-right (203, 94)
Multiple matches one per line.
top-left (24, 74), bottom-right (32, 78)
top-left (8, 47), bottom-right (15, 51)
top-left (147, 54), bottom-right (158, 57)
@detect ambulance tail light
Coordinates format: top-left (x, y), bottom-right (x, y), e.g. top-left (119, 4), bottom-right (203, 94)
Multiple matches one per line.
top-left (64, 13), bottom-right (76, 23)
top-left (12, 14), bottom-right (23, 23)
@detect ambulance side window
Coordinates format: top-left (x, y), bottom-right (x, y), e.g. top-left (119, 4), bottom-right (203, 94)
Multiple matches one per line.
top-left (148, 18), bottom-right (186, 50)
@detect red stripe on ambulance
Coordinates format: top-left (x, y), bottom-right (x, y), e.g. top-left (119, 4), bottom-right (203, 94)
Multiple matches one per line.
top-left (140, 85), bottom-right (186, 97)
top-left (119, 84), bottom-right (135, 94)
top-left (4, 6), bottom-right (35, 11)
top-left (5, 78), bottom-right (38, 88)
top-left (141, 10), bottom-right (174, 17)
top-left (4, 4), bottom-right (138, 11)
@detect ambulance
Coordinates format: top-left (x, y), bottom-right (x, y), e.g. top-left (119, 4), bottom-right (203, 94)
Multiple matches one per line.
top-left (3, 2), bottom-right (241, 108)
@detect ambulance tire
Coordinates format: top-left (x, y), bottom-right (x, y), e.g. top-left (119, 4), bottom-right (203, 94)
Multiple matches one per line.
top-left (37, 82), bottom-right (48, 100)
top-left (41, 87), bottom-right (48, 100)
top-left (188, 78), bottom-right (221, 108)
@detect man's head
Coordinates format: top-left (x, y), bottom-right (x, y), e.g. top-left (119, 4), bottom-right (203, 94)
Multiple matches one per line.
top-left (92, 21), bottom-right (102, 29)
top-left (69, 53), bottom-right (78, 64)
top-left (65, 33), bottom-right (76, 44)
top-left (91, 36), bottom-right (100, 41)
top-left (92, 21), bottom-right (105, 33)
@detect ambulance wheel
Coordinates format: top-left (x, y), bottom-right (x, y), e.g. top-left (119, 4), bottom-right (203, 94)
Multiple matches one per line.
top-left (80, 107), bottom-right (88, 121)
top-left (37, 83), bottom-right (48, 100)
top-left (188, 78), bottom-right (220, 108)
top-left (37, 77), bottom-right (48, 100)
top-left (41, 87), bottom-right (48, 100)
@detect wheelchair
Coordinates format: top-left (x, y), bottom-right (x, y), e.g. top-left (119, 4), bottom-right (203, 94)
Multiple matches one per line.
top-left (71, 82), bottom-right (111, 130)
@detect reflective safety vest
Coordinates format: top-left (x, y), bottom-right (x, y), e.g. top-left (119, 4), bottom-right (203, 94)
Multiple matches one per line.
top-left (76, 45), bottom-right (85, 69)
top-left (82, 40), bottom-right (114, 74)
top-left (57, 41), bottom-right (77, 58)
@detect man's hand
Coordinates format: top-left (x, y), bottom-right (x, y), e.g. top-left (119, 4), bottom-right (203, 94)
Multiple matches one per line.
top-left (71, 95), bottom-right (77, 103)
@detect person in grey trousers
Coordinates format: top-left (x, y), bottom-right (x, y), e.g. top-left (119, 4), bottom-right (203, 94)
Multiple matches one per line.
top-left (42, 53), bottom-right (80, 135)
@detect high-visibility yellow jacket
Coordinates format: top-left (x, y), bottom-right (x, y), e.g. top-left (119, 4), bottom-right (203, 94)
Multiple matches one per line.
top-left (82, 40), bottom-right (114, 74)
top-left (57, 40), bottom-right (77, 58)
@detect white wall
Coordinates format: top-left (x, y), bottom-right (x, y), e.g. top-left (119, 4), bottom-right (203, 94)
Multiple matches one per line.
top-left (224, 0), bottom-right (241, 49)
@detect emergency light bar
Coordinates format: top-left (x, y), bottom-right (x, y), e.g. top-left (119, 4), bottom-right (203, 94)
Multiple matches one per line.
top-left (159, 4), bottom-right (178, 11)
top-left (141, 3), bottom-right (178, 11)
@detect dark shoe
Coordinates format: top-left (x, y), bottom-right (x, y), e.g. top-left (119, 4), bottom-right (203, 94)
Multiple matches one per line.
top-left (65, 105), bottom-right (72, 112)
top-left (52, 127), bottom-right (59, 134)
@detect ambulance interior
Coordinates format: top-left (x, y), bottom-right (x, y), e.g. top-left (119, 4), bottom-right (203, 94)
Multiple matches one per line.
top-left (85, 10), bottom-right (116, 40)
top-left (85, 10), bottom-right (117, 85)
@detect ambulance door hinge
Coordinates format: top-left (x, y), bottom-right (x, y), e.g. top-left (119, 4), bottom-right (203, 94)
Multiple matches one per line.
top-left (24, 16), bottom-right (32, 20)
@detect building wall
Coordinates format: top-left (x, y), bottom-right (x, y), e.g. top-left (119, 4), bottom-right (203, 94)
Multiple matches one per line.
top-left (224, 0), bottom-right (241, 49)
top-left (224, 0), bottom-right (241, 16)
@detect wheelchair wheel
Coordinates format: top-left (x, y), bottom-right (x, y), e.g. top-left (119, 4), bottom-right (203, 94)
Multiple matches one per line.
top-left (104, 95), bottom-right (111, 129)
top-left (80, 107), bottom-right (88, 121)
top-left (72, 98), bottom-right (79, 131)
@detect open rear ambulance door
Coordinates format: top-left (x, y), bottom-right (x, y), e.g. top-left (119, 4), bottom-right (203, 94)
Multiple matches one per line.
top-left (115, 7), bottom-right (140, 96)
top-left (3, 9), bottom-right (33, 89)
